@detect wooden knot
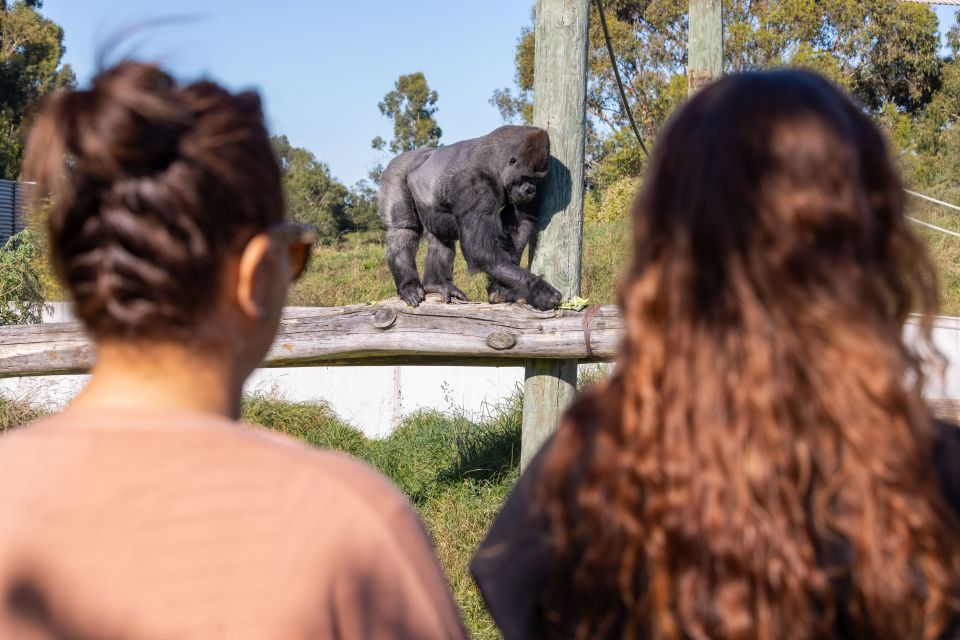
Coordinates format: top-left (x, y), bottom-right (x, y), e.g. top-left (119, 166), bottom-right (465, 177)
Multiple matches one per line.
top-left (486, 332), bottom-right (516, 351)
top-left (371, 306), bottom-right (397, 329)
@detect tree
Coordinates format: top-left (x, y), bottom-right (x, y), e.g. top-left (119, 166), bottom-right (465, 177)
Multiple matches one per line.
top-left (272, 135), bottom-right (352, 243)
top-left (495, 1), bottom-right (941, 189)
top-left (0, 0), bottom-right (74, 179)
top-left (347, 179), bottom-right (380, 231)
top-left (371, 72), bottom-right (442, 154)
top-left (0, 229), bottom-right (47, 325)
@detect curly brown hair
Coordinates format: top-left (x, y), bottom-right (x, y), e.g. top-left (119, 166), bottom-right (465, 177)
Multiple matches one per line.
top-left (539, 71), bottom-right (960, 639)
top-left (22, 61), bottom-right (283, 339)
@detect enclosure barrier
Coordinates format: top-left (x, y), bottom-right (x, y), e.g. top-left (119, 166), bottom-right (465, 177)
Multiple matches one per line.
top-left (5, 298), bottom-right (960, 424)
top-left (0, 300), bottom-right (622, 377)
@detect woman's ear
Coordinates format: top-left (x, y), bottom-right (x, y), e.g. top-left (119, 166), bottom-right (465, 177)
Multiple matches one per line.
top-left (235, 233), bottom-right (284, 320)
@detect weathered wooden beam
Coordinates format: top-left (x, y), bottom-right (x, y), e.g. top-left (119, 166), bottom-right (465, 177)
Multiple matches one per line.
top-left (0, 300), bottom-right (623, 378)
top-left (928, 399), bottom-right (960, 425)
top-left (526, 0), bottom-right (591, 470)
top-left (689, 0), bottom-right (723, 95)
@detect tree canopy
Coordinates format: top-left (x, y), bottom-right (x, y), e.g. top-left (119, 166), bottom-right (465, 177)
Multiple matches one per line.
top-left (372, 71), bottom-right (442, 154)
top-left (0, 0), bottom-right (74, 179)
top-left (494, 0), bottom-right (942, 189)
top-left (272, 135), bottom-right (380, 243)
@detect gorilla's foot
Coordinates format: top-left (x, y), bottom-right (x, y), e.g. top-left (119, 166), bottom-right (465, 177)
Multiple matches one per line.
top-left (525, 279), bottom-right (562, 311)
top-left (424, 281), bottom-right (468, 304)
top-left (487, 284), bottom-right (518, 304)
top-left (398, 281), bottom-right (426, 307)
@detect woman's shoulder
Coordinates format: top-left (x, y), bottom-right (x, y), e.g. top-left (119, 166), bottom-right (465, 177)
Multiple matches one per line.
top-left (2, 408), bottom-right (414, 525)
top-left (226, 419), bottom-right (415, 519)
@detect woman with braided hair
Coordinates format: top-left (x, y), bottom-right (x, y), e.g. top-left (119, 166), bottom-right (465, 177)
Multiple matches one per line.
top-left (472, 70), bottom-right (960, 639)
top-left (0, 61), bottom-right (466, 639)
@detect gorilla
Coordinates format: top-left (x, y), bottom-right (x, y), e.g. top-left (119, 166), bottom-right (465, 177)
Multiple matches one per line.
top-left (378, 125), bottom-right (562, 311)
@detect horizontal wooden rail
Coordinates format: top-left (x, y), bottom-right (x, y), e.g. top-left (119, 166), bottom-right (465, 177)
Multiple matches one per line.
top-left (0, 299), bottom-right (623, 378)
top-left (4, 299), bottom-right (960, 425)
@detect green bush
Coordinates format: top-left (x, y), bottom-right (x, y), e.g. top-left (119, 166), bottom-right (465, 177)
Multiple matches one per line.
top-left (0, 230), bottom-right (49, 325)
top-left (585, 176), bottom-right (641, 225)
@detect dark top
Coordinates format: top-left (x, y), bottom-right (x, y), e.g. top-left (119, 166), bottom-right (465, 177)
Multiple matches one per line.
top-left (471, 420), bottom-right (960, 640)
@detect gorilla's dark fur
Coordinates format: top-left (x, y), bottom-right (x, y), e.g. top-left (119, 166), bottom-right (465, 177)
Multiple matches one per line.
top-left (378, 125), bottom-right (562, 310)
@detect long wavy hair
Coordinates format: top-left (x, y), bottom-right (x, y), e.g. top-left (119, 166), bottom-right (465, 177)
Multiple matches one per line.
top-left (539, 71), bottom-right (960, 639)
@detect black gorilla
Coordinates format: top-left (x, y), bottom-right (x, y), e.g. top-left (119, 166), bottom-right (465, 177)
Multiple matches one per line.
top-left (378, 125), bottom-right (562, 311)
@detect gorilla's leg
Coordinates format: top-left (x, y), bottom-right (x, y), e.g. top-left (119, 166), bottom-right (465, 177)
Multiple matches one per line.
top-left (423, 233), bottom-right (467, 303)
top-left (379, 151), bottom-right (432, 306)
top-left (386, 227), bottom-right (425, 307)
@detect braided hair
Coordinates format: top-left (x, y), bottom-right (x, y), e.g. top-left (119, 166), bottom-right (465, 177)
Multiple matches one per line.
top-left (23, 61), bottom-right (283, 339)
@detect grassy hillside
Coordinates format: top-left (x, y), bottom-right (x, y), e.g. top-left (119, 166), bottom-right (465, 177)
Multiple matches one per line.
top-left (289, 202), bottom-right (960, 316)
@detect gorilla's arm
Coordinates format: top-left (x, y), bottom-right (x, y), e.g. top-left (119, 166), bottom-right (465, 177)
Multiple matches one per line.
top-left (508, 207), bottom-right (539, 260)
top-left (455, 174), bottom-right (560, 310)
top-left (487, 206), bottom-right (539, 304)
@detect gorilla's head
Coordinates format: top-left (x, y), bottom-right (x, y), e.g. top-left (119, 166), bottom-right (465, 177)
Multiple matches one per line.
top-left (500, 127), bottom-right (550, 206)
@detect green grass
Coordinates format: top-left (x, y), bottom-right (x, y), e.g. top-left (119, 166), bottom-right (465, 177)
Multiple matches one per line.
top-left (906, 191), bottom-right (960, 317)
top-left (0, 395), bottom-right (46, 434)
top-left (290, 209), bottom-right (960, 316)
top-left (43, 209), bottom-right (957, 316)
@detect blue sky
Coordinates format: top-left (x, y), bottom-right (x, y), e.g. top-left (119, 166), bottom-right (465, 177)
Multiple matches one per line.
top-left (42, 1), bottom-right (533, 188)
top-left (41, 2), bottom-right (959, 188)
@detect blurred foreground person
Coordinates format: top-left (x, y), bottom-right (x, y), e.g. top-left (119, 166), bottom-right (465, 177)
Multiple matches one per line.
top-left (0, 61), bottom-right (466, 639)
top-left (472, 71), bottom-right (960, 640)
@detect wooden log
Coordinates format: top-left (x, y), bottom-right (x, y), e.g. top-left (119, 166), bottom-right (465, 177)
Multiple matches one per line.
top-left (525, 0), bottom-right (591, 471)
top-left (0, 299), bottom-right (624, 378)
top-left (927, 399), bottom-right (960, 425)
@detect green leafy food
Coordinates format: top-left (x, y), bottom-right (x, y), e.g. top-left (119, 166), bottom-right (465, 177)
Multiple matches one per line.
top-left (558, 296), bottom-right (590, 311)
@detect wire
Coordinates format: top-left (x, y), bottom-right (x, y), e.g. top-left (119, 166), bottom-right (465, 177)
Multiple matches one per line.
top-left (904, 190), bottom-right (960, 237)
top-left (906, 216), bottom-right (960, 238)
top-left (905, 189), bottom-right (960, 213)
top-left (595, 0), bottom-right (651, 159)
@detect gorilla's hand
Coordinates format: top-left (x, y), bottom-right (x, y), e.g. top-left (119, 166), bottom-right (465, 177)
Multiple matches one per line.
top-left (398, 281), bottom-right (426, 307)
top-left (526, 279), bottom-right (562, 311)
top-left (424, 281), bottom-right (468, 304)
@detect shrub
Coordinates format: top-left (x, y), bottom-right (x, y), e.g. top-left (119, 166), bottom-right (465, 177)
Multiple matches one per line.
top-left (0, 229), bottom-right (49, 325)
top-left (0, 394), bottom-right (45, 433)
top-left (584, 175), bottom-right (641, 224)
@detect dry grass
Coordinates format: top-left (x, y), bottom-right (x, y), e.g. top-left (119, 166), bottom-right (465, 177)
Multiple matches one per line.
top-left (0, 394), bottom-right (45, 433)
top-left (906, 191), bottom-right (960, 317)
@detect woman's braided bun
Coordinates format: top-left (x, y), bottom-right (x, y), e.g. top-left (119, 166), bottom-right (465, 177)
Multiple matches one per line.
top-left (23, 61), bottom-right (283, 338)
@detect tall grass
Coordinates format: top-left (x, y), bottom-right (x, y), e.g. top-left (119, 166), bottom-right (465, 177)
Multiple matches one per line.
top-left (906, 191), bottom-right (960, 317)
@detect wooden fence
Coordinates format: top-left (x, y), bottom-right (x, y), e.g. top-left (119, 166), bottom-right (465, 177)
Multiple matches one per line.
top-left (5, 298), bottom-right (960, 424)
top-left (0, 300), bottom-right (623, 377)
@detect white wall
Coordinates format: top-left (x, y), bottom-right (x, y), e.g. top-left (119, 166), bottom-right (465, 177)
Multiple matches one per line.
top-left (1, 304), bottom-right (956, 438)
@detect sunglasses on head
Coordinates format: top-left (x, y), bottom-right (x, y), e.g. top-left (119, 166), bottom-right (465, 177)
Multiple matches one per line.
top-left (269, 223), bottom-right (317, 281)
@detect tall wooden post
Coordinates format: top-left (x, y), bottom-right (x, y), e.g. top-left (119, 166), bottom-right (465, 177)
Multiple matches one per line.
top-left (688, 0), bottom-right (723, 94)
top-left (522, 0), bottom-right (590, 470)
